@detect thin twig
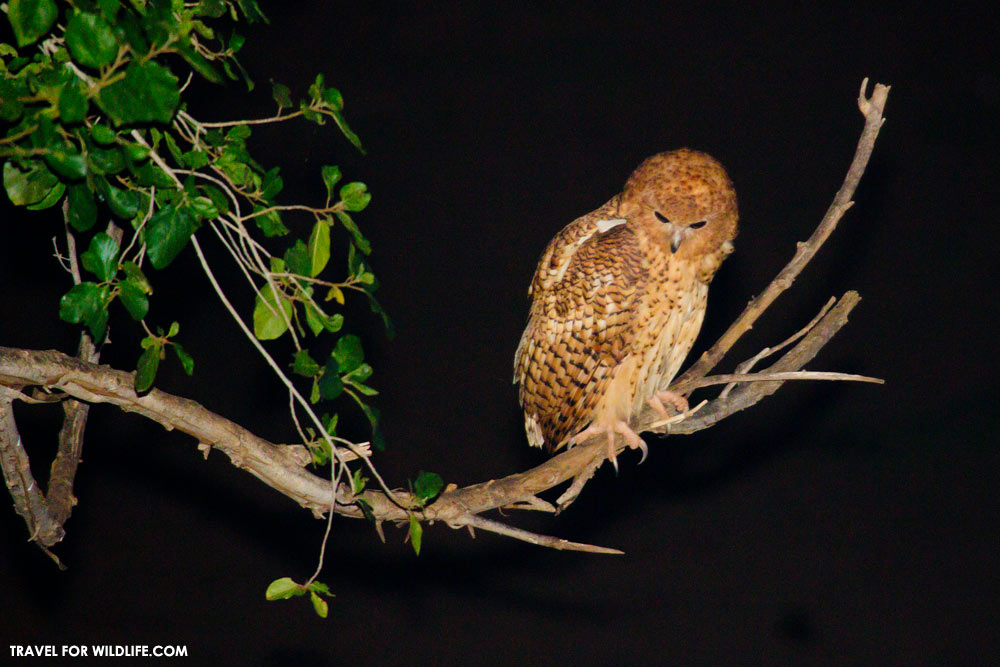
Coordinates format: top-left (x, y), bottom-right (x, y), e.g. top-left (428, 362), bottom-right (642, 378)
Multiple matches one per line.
top-left (458, 514), bottom-right (624, 555)
top-left (679, 370), bottom-right (883, 392)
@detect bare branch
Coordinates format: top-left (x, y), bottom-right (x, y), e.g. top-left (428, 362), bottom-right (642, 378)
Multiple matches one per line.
top-left (455, 515), bottom-right (624, 555)
top-left (673, 79), bottom-right (890, 389)
top-left (0, 395), bottom-right (66, 566)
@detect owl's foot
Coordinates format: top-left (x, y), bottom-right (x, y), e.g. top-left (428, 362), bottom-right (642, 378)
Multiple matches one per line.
top-left (557, 421), bottom-right (648, 511)
top-left (571, 420), bottom-right (649, 471)
top-left (649, 390), bottom-right (690, 419)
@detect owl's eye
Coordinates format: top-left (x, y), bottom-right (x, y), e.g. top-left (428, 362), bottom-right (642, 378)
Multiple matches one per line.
top-left (688, 220), bottom-right (708, 229)
top-left (654, 211), bottom-right (671, 224)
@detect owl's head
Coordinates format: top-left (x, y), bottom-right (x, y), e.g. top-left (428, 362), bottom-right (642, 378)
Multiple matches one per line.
top-left (619, 148), bottom-right (738, 256)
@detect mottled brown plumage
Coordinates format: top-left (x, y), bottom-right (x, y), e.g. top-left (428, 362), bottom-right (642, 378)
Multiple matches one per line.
top-left (514, 149), bottom-right (738, 461)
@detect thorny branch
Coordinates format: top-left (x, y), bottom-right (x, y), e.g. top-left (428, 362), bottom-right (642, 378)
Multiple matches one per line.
top-left (0, 80), bottom-right (889, 557)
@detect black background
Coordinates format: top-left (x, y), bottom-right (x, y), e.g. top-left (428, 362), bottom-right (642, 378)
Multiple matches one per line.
top-left (3, 2), bottom-right (997, 664)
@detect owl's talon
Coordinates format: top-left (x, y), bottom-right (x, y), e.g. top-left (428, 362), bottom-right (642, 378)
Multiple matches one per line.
top-left (614, 421), bottom-right (648, 464)
top-left (650, 390), bottom-right (689, 418)
top-left (606, 427), bottom-right (619, 474)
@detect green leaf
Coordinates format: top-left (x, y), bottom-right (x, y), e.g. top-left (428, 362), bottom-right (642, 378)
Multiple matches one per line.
top-left (308, 220), bottom-right (330, 277)
top-left (173, 343), bottom-right (194, 375)
top-left (114, 10), bottom-right (148, 53)
top-left (144, 203), bottom-right (196, 269)
top-left (59, 282), bottom-right (109, 340)
top-left (318, 357), bottom-right (343, 399)
top-left (3, 160), bottom-right (59, 206)
top-left (65, 10), bottom-right (119, 69)
top-left (96, 177), bottom-right (139, 219)
top-left (345, 362), bottom-right (372, 383)
top-left (335, 212), bottom-right (371, 255)
top-left (80, 232), bottom-right (119, 282)
top-left (408, 515), bottom-right (423, 556)
top-left (325, 285), bottom-right (344, 304)
top-left (320, 165), bottom-right (341, 200)
top-left (292, 349), bottom-right (320, 377)
top-left (331, 109), bottom-right (365, 154)
top-left (309, 581), bottom-right (331, 596)
top-left (181, 149), bottom-right (210, 169)
top-left (96, 0), bottom-right (119, 21)
top-left (309, 590), bottom-right (328, 618)
top-left (282, 239), bottom-right (309, 277)
top-left (308, 416), bottom-right (328, 456)
top-left (177, 42), bottom-right (222, 84)
top-left (413, 471), bottom-right (445, 505)
top-left (356, 497), bottom-right (375, 522)
top-left (252, 205), bottom-right (288, 237)
top-left (304, 303), bottom-right (342, 336)
top-left (129, 161), bottom-right (173, 188)
top-left (347, 242), bottom-right (362, 276)
top-left (8, 0), bottom-right (58, 47)
top-left (119, 278), bottom-right (149, 320)
top-left (321, 87), bottom-right (343, 111)
top-left (332, 335), bottom-right (363, 374)
top-left (253, 286), bottom-right (293, 340)
top-left (188, 195), bottom-right (218, 220)
top-left (351, 467), bottom-right (367, 494)
top-left (88, 145), bottom-right (126, 175)
top-left (200, 184), bottom-right (229, 213)
top-left (91, 124), bottom-right (116, 146)
top-left (66, 184), bottom-right (98, 231)
top-left (271, 80), bottom-right (292, 108)
top-left (339, 181), bottom-right (371, 212)
top-left (362, 289), bottom-right (393, 337)
top-left (25, 181), bottom-right (64, 210)
top-left (58, 81), bottom-right (88, 124)
top-left (260, 166), bottom-right (282, 200)
top-left (0, 76), bottom-right (27, 121)
top-left (228, 31), bottom-right (247, 52)
top-left (44, 149), bottom-right (88, 181)
top-left (134, 342), bottom-right (161, 393)
top-left (122, 142), bottom-right (149, 163)
top-left (308, 73), bottom-right (326, 101)
top-left (163, 131), bottom-right (183, 162)
top-left (347, 382), bottom-right (377, 397)
top-left (362, 405), bottom-right (385, 452)
top-left (265, 577), bottom-right (301, 601)
top-left (322, 412), bottom-right (338, 435)
top-left (167, 321), bottom-right (180, 338)
top-left (97, 60), bottom-right (180, 126)
top-left (122, 260), bottom-right (151, 292)
top-left (225, 125), bottom-right (251, 141)
top-left (235, 0), bottom-right (267, 23)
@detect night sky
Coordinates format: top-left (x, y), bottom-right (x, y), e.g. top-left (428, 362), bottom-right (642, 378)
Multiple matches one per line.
top-left (3, 3), bottom-right (997, 664)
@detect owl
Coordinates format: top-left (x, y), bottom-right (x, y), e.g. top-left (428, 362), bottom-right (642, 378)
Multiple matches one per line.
top-left (513, 148), bottom-right (738, 466)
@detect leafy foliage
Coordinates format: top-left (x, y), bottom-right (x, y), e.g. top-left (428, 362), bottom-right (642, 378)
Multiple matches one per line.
top-left (2, 0), bottom-right (395, 607)
top-left (265, 577), bottom-right (334, 618)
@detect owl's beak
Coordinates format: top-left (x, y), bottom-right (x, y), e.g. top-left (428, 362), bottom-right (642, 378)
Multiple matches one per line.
top-left (670, 227), bottom-right (685, 253)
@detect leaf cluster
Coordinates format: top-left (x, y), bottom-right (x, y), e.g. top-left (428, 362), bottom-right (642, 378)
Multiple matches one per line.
top-left (2, 0), bottom-right (398, 606)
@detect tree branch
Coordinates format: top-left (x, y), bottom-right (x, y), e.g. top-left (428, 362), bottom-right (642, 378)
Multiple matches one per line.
top-left (0, 394), bottom-right (65, 567)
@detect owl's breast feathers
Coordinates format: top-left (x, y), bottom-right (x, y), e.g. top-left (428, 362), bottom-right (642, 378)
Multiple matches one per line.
top-left (514, 203), bottom-right (710, 451)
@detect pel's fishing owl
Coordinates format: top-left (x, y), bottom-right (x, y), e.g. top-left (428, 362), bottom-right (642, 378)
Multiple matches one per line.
top-left (514, 148), bottom-right (738, 463)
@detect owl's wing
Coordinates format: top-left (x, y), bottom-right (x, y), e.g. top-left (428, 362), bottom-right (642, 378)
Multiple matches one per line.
top-left (514, 206), bottom-right (646, 450)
